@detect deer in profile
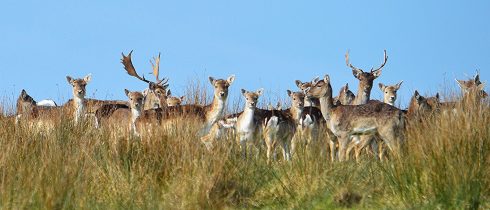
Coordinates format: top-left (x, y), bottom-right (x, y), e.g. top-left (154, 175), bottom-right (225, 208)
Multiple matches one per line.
top-left (345, 50), bottom-right (388, 105)
top-left (304, 75), bottom-right (405, 161)
top-left (455, 72), bottom-right (487, 105)
top-left (379, 81), bottom-right (403, 106)
top-left (295, 79), bottom-right (321, 108)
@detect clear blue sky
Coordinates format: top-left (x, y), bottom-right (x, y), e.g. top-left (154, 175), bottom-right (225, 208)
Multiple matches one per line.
top-left (1, 1), bottom-right (489, 108)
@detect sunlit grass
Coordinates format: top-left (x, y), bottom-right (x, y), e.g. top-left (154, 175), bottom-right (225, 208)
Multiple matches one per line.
top-left (0, 91), bottom-right (488, 209)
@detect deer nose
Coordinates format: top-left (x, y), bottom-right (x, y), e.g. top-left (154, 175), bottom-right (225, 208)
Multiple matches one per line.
top-left (250, 102), bottom-right (255, 106)
top-left (78, 90), bottom-right (83, 94)
top-left (220, 92), bottom-right (225, 97)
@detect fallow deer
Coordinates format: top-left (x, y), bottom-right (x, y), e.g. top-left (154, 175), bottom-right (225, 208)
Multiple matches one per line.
top-left (334, 83), bottom-right (355, 105)
top-left (122, 51), bottom-right (170, 110)
top-left (121, 51), bottom-right (235, 135)
top-left (166, 90), bottom-right (185, 107)
top-left (345, 50), bottom-right (388, 105)
top-left (236, 88), bottom-right (265, 158)
top-left (379, 81), bottom-right (403, 106)
top-left (295, 79), bottom-right (321, 108)
top-left (285, 90), bottom-right (325, 157)
top-left (304, 75), bottom-right (405, 161)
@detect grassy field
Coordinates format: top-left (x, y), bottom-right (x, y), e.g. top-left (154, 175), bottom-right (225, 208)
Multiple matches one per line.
top-left (0, 95), bottom-right (489, 209)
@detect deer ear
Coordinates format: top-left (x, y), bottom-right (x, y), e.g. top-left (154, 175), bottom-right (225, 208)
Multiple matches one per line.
top-left (209, 77), bottom-right (216, 85)
top-left (287, 90), bottom-right (292, 97)
top-left (378, 83), bottom-right (385, 91)
top-left (256, 88), bottom-right (264, 96)
top-left (474, 73), bottom-right (480, 83)
top-left (304, 87), bottom-right (311, 94)
top-left (323, 75), bottom-right (330, 84)
top-left (124, 89), bottom-right (130, 97)
top-left (149, 82), bottom-right (156, 90)
top-left (295, 80), bottom-right (303, 88)
top-left (66, 76), bottom-right (74, 84)
top-left (21, 89), bottom-right (27, 97)
top-left (345, 83), bottom-right (349, 90)
top-left (166, 89), bottom-right (172, 96)
top-left (395, 80), bottom-right (403, 90)
top-left (84, 74), bottom-right (92, 83)
top-left (227, 75), bottom-right (235, 85)
top-left (414, 90), bottom-right (421, 100)
top-left (180, 96), bottom-right (185, 101)
top-left (241, 89), bottom-right (247, 96)
top-left (162, 84), bottom-right (169, 89)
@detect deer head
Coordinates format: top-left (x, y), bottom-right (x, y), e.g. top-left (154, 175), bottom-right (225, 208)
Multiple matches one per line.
top-left (241, 88), bottom-right (264, 109)
top-left (287, 90), bottom-right (305, 110)
top-left (165, 89), bottom-right (185, 106)
top-left (209, 75), bottom-right (235, 100)
top-left (379, 80), bottom-right (403, 106)
top-left (66, 74), bottom-right (91, 99)
top-left (407, 90), bottom-right (432, 116)
top-left (16, 89), bottom-right (37, 116)
top-left (304, 75), bottom-right (331, 100)
top-left (337, 83), bottom-right (355, 105)
top-left (122, 51), bottom-right (170, 108)
top-left (456, 72), bottom-right (487, 100)
top-left (346, 50), bottom-right (388, 97)
top-left (124, 89), bottom-right (145, 111)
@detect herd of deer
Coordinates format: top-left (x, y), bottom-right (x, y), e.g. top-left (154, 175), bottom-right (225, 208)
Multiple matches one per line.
top-left (12, 50), bottom-right (488, 163)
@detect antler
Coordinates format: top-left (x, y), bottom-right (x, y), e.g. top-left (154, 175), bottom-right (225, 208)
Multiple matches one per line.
top-left (121, 50), bottom-right (152, 84)
top-left (345, 50), bottom-right (362, 72)
top-left (150, 53), bottom-right (169, 85)
top-left (370, 50), bottom-right (388, 73)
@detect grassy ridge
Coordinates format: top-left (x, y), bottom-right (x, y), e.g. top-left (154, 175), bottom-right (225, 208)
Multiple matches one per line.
top-left (0, 97), bottom-right (489, 209)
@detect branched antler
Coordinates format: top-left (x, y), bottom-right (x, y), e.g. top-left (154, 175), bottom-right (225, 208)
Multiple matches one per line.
top-left (121, 50), bottom-right (152, 84)
top-left (370, 50), bottom-right (388, 73)
top-left (345, 50), bottom-right (362, 72)
top-left (150, 53), bottom-right (169, 85)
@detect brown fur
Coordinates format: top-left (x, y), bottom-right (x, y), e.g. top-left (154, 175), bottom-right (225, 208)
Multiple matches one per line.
top-left (305, 75), bottom-right (405, 161)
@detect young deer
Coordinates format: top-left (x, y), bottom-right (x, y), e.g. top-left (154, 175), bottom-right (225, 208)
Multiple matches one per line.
top-left (305, 75), bottom-right (405, 161)
top-left (379, 81), bottom-right (403, 106)
top-left (285, 90), bottom-right (324, 157)
top-left (295, 79), bottom-right (321, 108)
top-left (345, 50), bottom-right (388, 105)
top-left (236, 88), bottom-right (265, 158)
top-left (165, 90), bottom-right (185, 107)
top-left (334, 83), bottom-right (356, 105)
top-left (65, 74), bottom-right (92, 123)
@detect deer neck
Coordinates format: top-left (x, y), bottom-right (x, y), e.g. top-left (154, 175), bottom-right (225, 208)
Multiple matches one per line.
top-left (354, 83), bottom-right (372, 105)
top-left (73, 95), bottom-right (85, 123)
top-left (317, 91), bottom-right (334, 122)
top-left (206, 95), bottom-right (226, 125)
top-left (237, 106), bottom-right (255, 132)
top-left (289, 106), bottom-right (303, 123)
top-left (130, 107), bottom-right (142, 132)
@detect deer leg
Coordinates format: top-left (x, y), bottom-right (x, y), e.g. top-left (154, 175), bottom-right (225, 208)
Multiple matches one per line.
top-left (337, 133), bottom-right (350, 161)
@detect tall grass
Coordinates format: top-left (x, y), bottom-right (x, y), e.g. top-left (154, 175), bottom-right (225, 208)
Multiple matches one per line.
top-left (0, 91), bottom-right (488, 209)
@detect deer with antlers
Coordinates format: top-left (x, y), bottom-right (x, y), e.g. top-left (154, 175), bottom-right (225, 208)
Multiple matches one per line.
top-left (112, 51), bottom-right (235, 135)
top-left (304, 75), bottom-right (405, 161)
top-left (345, 50), bottom-right (388, 105)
